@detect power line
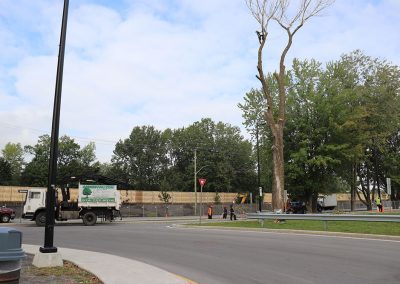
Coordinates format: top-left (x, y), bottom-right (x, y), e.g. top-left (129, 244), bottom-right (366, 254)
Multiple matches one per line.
top-left (0, 121), bottom-right (118, 145)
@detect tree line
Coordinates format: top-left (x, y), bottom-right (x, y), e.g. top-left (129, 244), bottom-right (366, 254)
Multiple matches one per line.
top-left (1, 51), bottom-right (399, 210)
top-left (239, 50), bottom-right (400, 210)
top-left (0, 119), bottom-right (256, 194)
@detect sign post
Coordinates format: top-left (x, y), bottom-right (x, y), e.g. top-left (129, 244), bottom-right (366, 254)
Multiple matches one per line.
top-left (199, 178), bottom-right (206, 224)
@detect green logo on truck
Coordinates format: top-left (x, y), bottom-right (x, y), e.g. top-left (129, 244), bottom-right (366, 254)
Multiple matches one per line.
top-left (79, 184), bottom-right (116, 203)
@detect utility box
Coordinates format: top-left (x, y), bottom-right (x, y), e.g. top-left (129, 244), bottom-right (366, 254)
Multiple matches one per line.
top-left (0, 228), bottom-right (26, 283)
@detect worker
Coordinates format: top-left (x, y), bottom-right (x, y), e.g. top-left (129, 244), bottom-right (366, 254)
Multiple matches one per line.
top-left (207, 205), bottom-right (213, 219)
top-left (222, 206), bottom-right (227, 219)
top-left (230, 204), bottom-right (236, 220)
top-left (375, 196), bottom-right (383, 212)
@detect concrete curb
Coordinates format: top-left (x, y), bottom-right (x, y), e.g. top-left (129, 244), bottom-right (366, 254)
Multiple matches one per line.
top-left (23, 244), bottom-right (191, 284)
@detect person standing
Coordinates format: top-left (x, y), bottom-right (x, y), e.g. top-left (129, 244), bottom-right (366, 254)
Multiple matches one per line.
top-left (230, 204), bottom-right (236, 220)
top-left (207, 205), bottom-right (213, 219)
top-left (222, 206), bottom-right (227, 219)
top-left (375, 196), bottom-right (383, 212)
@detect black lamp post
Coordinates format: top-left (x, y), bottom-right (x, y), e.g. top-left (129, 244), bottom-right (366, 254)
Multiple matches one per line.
top-left (40, 0), bottom-right (69, 254)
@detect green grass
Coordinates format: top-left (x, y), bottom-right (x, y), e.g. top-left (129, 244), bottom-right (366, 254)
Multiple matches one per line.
top-left (196, 220), bottom-right (400, 236)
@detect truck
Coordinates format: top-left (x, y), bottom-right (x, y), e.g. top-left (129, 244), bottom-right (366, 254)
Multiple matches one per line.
top-left (317, 194), bottom-right (337, 211)
top-left (22, 183), bottom-right (121, 226)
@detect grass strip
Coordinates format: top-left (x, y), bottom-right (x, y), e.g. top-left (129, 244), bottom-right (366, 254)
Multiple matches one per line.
top-left (25, 258), bottom-right (103, 283)
top-left (196, 220), bottom-right (400, 236)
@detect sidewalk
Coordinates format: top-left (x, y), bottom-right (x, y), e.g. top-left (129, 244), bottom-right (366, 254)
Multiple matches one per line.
top-left (22, 244), bottom-right (193, 284)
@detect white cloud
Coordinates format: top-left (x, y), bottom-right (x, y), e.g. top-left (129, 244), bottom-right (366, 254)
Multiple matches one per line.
top-left (0, 0), bottom-right (399, 162)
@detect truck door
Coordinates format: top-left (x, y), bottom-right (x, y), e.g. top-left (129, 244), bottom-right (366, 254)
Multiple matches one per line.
top-left (23, 190), bottom-right (45, 215)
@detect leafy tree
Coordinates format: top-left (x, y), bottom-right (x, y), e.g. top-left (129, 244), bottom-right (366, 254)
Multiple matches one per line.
top-left (22, 135), bottom-right (99, 186)
top-left (2, 142), bottom-right (24, 185)
top-left (0, 157), bottom-right (12, 185)
top-left (165, 118), bottom-right (256, 193)
top-left (324, 51), bottom-right (400, 209)
top-left (109, 120), bottom-right (256, 193)
top-left (158, 180), bottom-right (172, 216)
top-left (111, 126), bottom-right (169, 189)
top-left (241, 59), bottom-right (343, 211)
top-left (284, 59), bottom-right (343, 210)
top-left (22, 135), bottom-right (51, 186)
top-left (240, 52), bottom-right (400, 211)
top-left (158, 190), bottom-right (171, 204)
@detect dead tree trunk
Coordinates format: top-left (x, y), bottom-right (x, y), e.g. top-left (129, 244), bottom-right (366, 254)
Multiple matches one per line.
top-left (246, 0), bottom-right (334, 211)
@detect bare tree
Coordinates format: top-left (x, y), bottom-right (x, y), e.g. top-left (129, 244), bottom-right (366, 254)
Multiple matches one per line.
top-left (246, 0), bottom-right (334, 210)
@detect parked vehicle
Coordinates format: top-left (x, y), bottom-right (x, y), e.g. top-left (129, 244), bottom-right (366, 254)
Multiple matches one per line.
top-left (317, 194), bottom-right (337, 212)
top-left (286, 201), bottom-right (307, 214)
top-left (20, 174), bottom-right (133, 226)
top-left (0, 206), bottom-right (16, 223)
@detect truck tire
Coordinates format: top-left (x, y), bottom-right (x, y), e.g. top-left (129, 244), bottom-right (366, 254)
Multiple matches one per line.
top-left (1, 214), bottom-right (11, 223)
top-left (35, 212), bottom-right (46, 226)
top-left (83, 211), bottom-right (97, 226)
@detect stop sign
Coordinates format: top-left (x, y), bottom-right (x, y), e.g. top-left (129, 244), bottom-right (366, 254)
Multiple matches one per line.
top-left (198, 178), bottom-right (206, 187)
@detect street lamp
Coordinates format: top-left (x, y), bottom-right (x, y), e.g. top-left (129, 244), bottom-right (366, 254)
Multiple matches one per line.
top-left (256, 122), bottom-right (266, 212)
top-left (41, 0), bottom-right (69, 254)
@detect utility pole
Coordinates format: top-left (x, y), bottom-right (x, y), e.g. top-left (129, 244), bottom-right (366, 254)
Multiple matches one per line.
top-left (40, 0), bottom-right (69, 254)
top-left (194, 149), bottom-right (197, 215)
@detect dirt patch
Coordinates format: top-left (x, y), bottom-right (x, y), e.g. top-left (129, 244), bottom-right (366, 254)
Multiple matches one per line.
top-left (19, 254), bottom-right (103, 284)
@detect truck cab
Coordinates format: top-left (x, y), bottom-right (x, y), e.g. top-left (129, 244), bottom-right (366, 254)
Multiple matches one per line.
top-left (22, 188), bottom-right (46, 221)
top-left (317, 194), bottom-right (337, 211)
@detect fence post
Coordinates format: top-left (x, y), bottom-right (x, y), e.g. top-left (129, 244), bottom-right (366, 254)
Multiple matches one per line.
top-left (323, 220), bottom-right (328, 231)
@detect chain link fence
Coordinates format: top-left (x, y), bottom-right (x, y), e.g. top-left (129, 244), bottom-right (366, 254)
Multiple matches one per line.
top-left (3, 201), bottom-right (399, 220)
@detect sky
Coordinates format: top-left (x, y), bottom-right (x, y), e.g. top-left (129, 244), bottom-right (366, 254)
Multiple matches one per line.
top-left (0, 0), bottom-right (399, 162)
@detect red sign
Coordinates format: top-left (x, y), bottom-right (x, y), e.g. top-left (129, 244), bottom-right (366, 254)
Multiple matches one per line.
top-left (198, 178), bottom-right (206, 187)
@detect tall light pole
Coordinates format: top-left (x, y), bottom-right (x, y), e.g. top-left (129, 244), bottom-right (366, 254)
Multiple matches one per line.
top-left (194, 149), bottom-right (197, 215)
top-left (40, 0), bottom-right (69, 254)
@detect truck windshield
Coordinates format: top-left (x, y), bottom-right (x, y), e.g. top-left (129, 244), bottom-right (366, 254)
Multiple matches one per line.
top-left (29, 192), bottom-right (41, 199)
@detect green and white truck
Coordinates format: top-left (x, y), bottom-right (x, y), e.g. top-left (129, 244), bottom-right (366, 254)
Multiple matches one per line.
top-left (22, 184), bottom-right (121, 226)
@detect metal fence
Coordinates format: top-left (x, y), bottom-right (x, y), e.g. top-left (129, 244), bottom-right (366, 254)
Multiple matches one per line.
top-left (119, 203), bottom-right (267, 218)
top-left (336, 200), bottom-right (400, 211)
top-left (3, 200), bottom-right (399, 219)
top-left (247, 212), bottom-right (400, 230)
top-left (247, 213), bottom-right (400, 222)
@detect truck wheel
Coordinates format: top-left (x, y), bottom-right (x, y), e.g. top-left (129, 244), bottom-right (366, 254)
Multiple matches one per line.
top-left (83, 211), bottom-right (97, 226)
top-left (1, 214), bottom-right (11, 223)
top-left (35, 212), bottom-right (46, 226)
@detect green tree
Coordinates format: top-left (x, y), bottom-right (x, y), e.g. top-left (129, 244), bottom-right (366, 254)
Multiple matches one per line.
top-left (110, 120), bottom-right (256, 193)
top-left (111, 126), bottom-right (169, 189)
top-left (166, 118), bottom-right (256, 193)
top-left (0, 157), bottom-right (12, 185)
top-left (241, 59), bottom-right (344, 211)
top-left (284, 59), bottom-right (343, 210)
top-left (324, 51), bottom-right (400, 210)
top-left (2, 142), bottom-right (24, 185)
top-left (22, 135), bottom-right (99, 186)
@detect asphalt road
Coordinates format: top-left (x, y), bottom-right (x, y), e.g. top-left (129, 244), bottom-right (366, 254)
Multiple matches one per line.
top-left (7, 220), bottom-right (400, 284)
